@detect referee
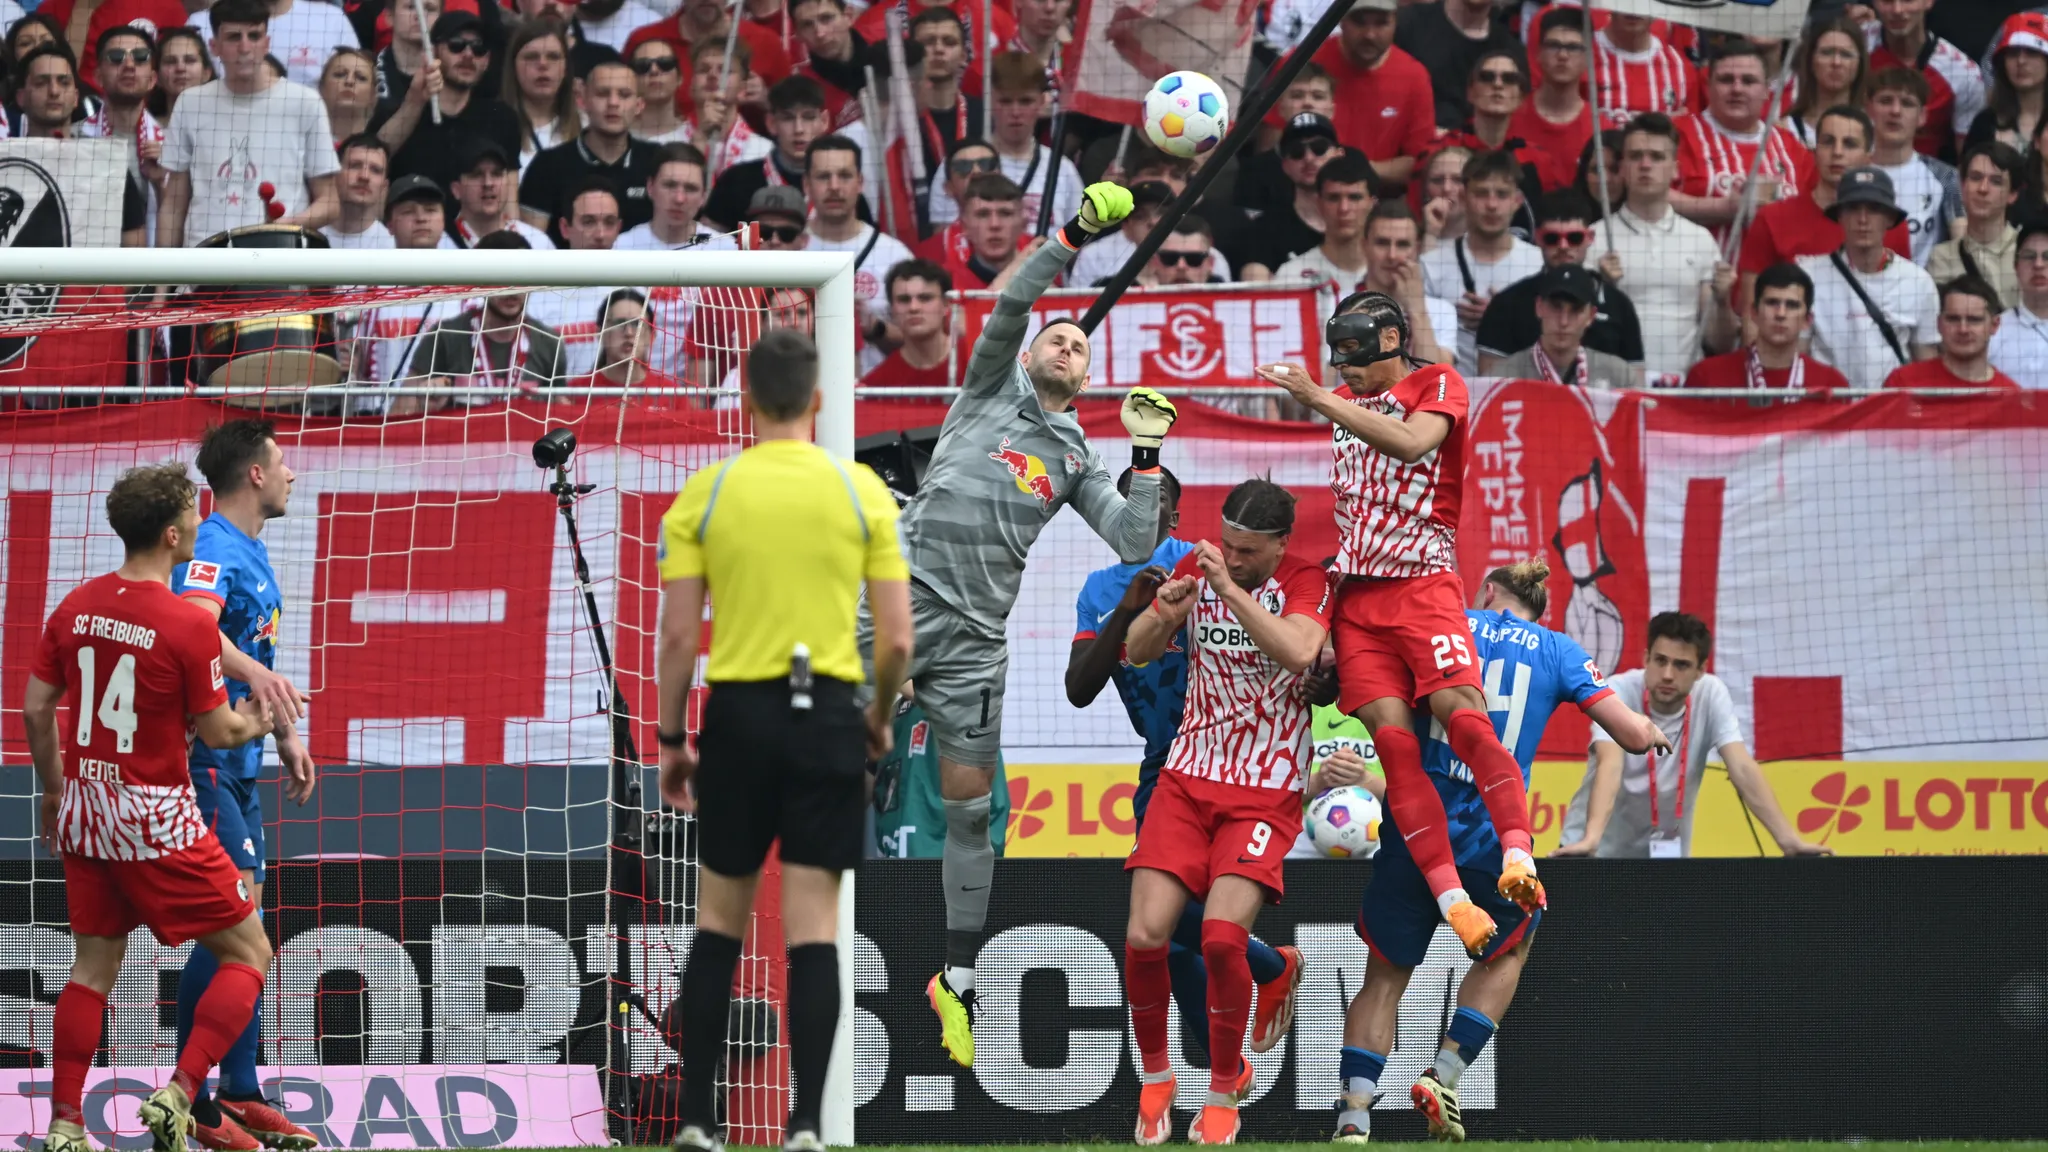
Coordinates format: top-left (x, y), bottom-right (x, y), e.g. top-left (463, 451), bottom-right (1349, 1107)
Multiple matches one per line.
top-left (654, 328), bottom-right (913, 1152)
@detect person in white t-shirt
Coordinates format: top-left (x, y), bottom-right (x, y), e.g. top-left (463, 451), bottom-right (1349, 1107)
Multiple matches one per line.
top-left (351, 173), bottom-right (452, 410)
top-left (1420, 149), bottom-right (1544, 375)
top-left (1990, 221), bottom-right (2048, 389)
top-left (323, 134), bottom-right (395, 248)
top-left (1276, 154), bottom-right (1376, 312)
top-left (1584, 112), bottom-right (1736, 381)
top-left (1557, 612), bottom-right (1830, 860)
top-left (1354, 202), bottom-right (1453, 366)
top-left (1866, 65), bottom-right (1960, 266)
top-left (159, 0), bottom-right (341, 247)
top-left (803, 134), bottom-right (914, 375)
top-left (928, 50), bottom-right (1080, 229)
top-left (525, 178), bottom-right (625, 378)
top-left (262, 0), bottom-right (361, 89)
top-left (1798, 165), bottom-right (1939, 388)
top-left (616, 143), bottom-right (736, 381)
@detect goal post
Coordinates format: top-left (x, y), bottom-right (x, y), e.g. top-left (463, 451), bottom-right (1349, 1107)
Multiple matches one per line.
top-left (0, 247), bottom-right (861, 1148)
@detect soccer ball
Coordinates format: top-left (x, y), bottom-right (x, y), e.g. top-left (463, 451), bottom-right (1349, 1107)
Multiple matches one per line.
top-left (1142, 71), bottom-right (1230, 159)
top-left (1306, 786), bottom-right (1383, 859)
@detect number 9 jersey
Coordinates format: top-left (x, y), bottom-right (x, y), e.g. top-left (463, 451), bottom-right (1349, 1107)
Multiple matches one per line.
top-left (1420, 608), bottom-right (1614, 868)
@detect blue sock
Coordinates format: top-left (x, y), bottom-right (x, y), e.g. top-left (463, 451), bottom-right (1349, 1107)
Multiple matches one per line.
top-left (1164, 943), bottom-right (1210, 1070)
top-left (1245, 936), bottom-right (1286, 985)
top-left (1170, 900), bottom-right (1206, 952)
top-left (1339, 1045), bottom-right (1387, 1098)
top-left (1435, 1006), bottom-right (1497, 1088)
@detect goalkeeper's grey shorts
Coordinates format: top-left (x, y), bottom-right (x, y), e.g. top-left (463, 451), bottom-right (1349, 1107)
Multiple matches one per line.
top-left (858, 581), bottom-right (1007, 769)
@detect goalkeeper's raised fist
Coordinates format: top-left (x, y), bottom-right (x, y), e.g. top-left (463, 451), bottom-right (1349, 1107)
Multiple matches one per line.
top-left (1075, 182), bottom-right (1135, 234)
top-left (1122, 386), bottom-right (1177, 469)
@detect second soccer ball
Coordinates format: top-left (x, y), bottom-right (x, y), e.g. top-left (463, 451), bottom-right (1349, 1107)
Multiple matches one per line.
top-left (1306, 785), bottom-right (1383, 859)
top-left (1142, 71), bottom-right (1230, 159)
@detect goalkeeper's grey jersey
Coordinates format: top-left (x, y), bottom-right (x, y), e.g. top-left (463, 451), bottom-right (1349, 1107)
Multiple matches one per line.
top-left (898, 234), bottom-right (1163, 636)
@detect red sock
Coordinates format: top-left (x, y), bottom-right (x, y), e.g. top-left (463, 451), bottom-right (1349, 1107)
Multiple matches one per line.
top-left (1375, 726), bottom-right (1465, 899)
top-left (172, 963), bottom-right (264, 1102)
top-left (1125, 943), bottom-right (1173, 1076)
top-left (52, 982), bottom-right (106, 1126)
top-left (1199, 920), bottom-right (1251, 1094)
top-left (1446, 709), bottom-right (1534, 856)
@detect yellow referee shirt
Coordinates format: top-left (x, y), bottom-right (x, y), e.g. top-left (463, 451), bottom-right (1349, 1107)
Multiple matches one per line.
top-left (657, 439), bottom-right (908, 683)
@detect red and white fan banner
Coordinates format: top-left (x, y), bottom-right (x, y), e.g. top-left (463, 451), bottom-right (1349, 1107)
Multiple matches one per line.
top-left (1, 389), bottom-right (2044, 769)
top-left (1061, 0), bottom-right (1261, 128)
top-left (953, 283), bottom-right (1323, 390)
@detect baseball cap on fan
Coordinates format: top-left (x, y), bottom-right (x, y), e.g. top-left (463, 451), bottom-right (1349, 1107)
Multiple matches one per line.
top-left (385, 174), bottom-right (446, 215)
top-left (1996, 11), bottom-right (2048, 59)
top-left (746, 185), bottom-right (808, 224)
top-left (1280, 112), bottom-right (1338, 151)
top-left (1347, 0), bottom-right (1396, 9)
top-left (1536, 263), bottom-right (1598, 306)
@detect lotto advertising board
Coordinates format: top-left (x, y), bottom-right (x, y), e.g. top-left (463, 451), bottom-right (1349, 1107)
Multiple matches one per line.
top-left (1000, 762), bottom-right (2048, 857)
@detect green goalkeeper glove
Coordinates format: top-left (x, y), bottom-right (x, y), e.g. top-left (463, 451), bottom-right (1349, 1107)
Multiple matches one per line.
top-left (1074, 182), bottom-right (1135, 235)
top-left (1121, 386), bottom-right (1177, 469)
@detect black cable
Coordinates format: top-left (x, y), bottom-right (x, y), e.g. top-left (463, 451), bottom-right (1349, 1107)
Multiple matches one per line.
top-left (1078, 0), bottom-right (1357, 334)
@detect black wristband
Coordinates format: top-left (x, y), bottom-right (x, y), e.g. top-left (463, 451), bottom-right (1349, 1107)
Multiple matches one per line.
top-left (657, 729), bottom-right (687, 748)
top-left (1060, 219), bottom-right (1091, 248)
top-left (1131, 445), bottom-right (1160, 470)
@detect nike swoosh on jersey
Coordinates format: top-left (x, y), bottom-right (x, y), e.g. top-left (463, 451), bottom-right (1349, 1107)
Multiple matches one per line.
top-left (256, 582), bottom-right (269, 592)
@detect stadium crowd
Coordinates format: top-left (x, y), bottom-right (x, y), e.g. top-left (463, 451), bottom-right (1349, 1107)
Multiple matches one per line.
top-left (1, 0), bottom-right (2046, 400)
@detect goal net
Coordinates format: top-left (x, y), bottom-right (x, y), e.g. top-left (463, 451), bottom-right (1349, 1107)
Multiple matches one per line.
top-left (0, 246), bottom-right (859, 1150)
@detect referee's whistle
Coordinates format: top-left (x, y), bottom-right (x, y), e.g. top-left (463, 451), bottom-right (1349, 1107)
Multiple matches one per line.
top-left (791, 643), bottom-right (814, 712)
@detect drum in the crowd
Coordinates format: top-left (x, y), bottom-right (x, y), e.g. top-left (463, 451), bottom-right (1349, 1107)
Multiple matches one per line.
top-left (191, 225), bottom-right (344, 409)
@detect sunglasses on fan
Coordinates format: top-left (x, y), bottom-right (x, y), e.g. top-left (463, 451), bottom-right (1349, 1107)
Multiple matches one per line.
top-left (1152, 250), bottom-right (1207, 267)
top-left (632, 56), bottom-right (680, 74)
top-left (1537, 228), bottom-right (1589, 247)
top-left (1282, 137), bottom-right (1335, 161)
top-left (948, 155), bottom-right (1000, 178)
top-left (756, 223), bottom-right (805, 243)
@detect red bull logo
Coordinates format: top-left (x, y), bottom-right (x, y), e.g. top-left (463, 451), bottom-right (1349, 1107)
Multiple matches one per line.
top-left (989, 437), bottom-right (1057, 506)
top-left (253, 607), bottom-right (280, 647)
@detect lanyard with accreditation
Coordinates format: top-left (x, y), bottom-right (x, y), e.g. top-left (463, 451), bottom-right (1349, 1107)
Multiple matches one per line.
top-left (1644, 688), bottom-right (1691, 859)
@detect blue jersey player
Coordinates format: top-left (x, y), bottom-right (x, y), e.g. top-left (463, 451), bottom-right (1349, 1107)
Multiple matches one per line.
top-left (1332, 560), bottom-right (1664, 1144)
top-left (1065, 468), bottom-right (1302, 1069)
top-left (171, 421), bottom-right (319, 1152)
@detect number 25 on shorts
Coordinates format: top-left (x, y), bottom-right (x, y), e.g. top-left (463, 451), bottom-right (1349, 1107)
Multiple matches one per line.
top-left (1431, 633), bottom-right (1473, 671)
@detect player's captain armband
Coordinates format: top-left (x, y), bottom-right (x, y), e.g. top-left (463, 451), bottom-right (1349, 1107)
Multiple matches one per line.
top-left (184, 561), bottom-right (222, 590)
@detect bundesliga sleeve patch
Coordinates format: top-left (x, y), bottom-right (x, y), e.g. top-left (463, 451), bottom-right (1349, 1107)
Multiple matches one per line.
top-left (185, 560), bottom-right (222, 590)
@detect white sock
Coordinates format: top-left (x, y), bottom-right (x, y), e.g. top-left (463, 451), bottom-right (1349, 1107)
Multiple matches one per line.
top-left (1434, 887), bottom-right (1473, 918)
top-left (945, 965), bottom-right (975, 995)
top-left (1502, 846), bottom-right (1536, 871)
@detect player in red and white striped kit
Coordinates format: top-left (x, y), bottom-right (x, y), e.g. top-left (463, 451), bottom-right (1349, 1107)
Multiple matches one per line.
top-left (21, 464), bottom-right (292, 1152)
top-left (1259, 291), bottom-right (1547, 962)
top-left (1120, 480), bottom-right (1334, 1147)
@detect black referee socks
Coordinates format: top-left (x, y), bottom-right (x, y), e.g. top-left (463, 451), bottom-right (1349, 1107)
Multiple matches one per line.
top-left (677, 928), bottom-right (743, 1130)
top-left (786, 943), bottom-right (840, 1136)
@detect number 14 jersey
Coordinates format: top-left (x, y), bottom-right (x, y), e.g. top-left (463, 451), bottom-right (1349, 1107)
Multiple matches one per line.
top-left (32, 574), bottom-right (228, 860)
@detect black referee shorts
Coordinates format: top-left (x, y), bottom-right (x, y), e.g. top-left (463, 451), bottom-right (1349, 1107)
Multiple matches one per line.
top-left (695, 677), bottom-right (867, 877)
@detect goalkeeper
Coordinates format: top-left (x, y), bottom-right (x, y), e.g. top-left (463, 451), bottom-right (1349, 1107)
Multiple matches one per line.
top-left (861, 181), bottom-right (1177, 1068)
